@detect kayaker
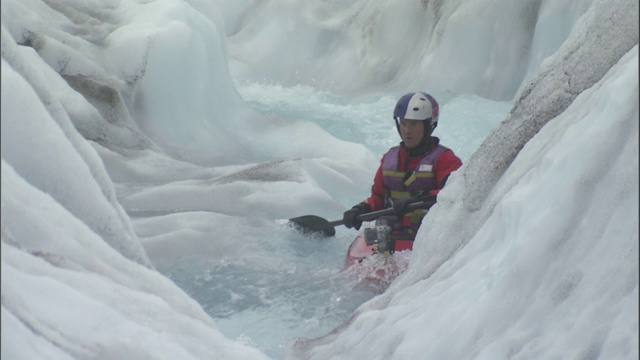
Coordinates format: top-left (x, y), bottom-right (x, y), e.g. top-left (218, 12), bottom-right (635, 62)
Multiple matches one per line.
top-left (342, 92), bottom-right (463, 241)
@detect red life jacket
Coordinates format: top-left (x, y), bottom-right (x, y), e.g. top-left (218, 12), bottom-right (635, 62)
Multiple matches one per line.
top-left (381, 145), bottom-right (449, 236)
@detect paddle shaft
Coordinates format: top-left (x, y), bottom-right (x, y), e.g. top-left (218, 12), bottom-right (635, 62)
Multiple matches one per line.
top-left (288, 198), bottom-right (437, 237)
top-left (328, 199), bottom-right (436, 226)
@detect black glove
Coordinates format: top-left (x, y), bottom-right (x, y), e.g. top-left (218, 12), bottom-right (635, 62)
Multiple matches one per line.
top-left (393, 194), bottom-right (437, 215)
top-left (343, 203), bottom-right (371, 230)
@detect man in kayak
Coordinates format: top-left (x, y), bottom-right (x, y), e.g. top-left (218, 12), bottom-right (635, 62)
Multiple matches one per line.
top-left (342, 92), bottom-right (463, 243)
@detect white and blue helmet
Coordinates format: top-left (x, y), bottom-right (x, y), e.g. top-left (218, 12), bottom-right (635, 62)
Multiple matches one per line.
top-left (393, 92), bottom-right (439, 134)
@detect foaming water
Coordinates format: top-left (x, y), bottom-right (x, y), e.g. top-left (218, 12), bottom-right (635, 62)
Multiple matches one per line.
top-left (237, 82), bottom-right (512, 162)
top-left (237, 81), bottom-right (401, 156)
top-left (157, 224), bottom-right (389, 358)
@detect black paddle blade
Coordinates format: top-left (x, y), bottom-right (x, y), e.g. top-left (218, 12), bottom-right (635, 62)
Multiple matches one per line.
top-left (288, 215), bottom-right (336, 237)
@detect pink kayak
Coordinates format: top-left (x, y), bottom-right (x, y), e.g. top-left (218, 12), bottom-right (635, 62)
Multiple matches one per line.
top-left (344, 235), bottom-right (414, 268)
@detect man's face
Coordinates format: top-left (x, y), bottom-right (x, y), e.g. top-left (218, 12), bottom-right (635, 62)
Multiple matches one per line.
top-left (399, 118), bottom-right (425, 149)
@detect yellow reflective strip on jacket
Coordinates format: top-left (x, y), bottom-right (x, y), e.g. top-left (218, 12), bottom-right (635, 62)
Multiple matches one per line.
top-left (383, 170), bottom-right (434, 177)
top-left (389, 190), bottom-right (411, 199)
top-left (382, 170), bottom-right (405, 177)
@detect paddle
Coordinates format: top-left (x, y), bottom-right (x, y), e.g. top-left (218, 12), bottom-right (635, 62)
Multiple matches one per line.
top-left (289, 199), bottom-right (436, 237)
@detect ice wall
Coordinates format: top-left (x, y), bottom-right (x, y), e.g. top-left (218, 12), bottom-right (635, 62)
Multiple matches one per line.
top-left (1, 27), bottom-right (151, 267)
top-left (220, 0), bottom-right (603, 100)
top-left (1, 0), bottom-right (251, 166)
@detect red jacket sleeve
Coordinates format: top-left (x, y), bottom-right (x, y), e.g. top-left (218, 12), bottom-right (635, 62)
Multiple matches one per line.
top-left (429, 149), bottom-right (463, 195)
top-left (362, 155), bottom-right (388, 211)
